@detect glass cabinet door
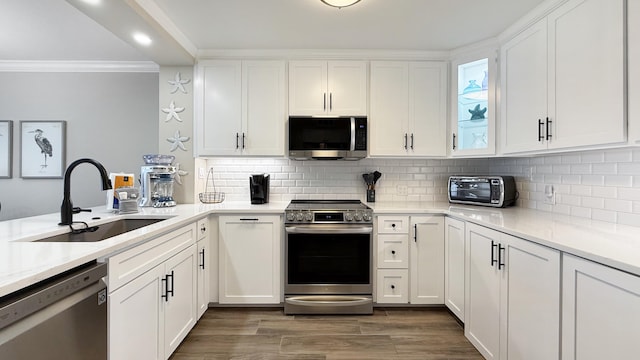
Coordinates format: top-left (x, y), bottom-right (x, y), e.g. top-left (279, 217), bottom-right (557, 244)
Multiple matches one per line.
top-left (451, 53), bottom-right (496, 156)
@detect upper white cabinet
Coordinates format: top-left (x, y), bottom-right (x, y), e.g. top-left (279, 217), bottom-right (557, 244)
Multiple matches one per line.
top-left (218, 215), bottom-right (282, 304)
top-left (370, 61), bottom-right (447, 157)
top-left (562, 254), bottom-right (640, 360)
top-left (465, 223), bottom-right (560, 360)
top-left (629, 0), bottom-right (640, 145)
top-left (501, 0), bottom-right (625, 154)
top-left (288, 60), bottom-right (367, 116)
top-left (196, 60), bottom-right (286, 156)
top-left (450, 52), bottom-right (497, 157)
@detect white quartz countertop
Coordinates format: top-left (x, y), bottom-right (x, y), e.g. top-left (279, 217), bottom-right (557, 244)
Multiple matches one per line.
top-left (1, 200), bottom-right (638, 298)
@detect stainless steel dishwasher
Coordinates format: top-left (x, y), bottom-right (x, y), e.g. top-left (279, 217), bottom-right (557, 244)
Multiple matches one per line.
top-left (0, 261), bottom-right (107, 359)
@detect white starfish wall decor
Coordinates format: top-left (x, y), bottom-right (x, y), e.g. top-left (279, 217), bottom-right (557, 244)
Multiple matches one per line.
top-left (161, 101), bottom-right (185, 122)
top-left (167, 130), bottom-right (190, 152)
top-left (172, 163), bottom-right (189, 185)
top-left (168, 72), bottom-right (191, 94)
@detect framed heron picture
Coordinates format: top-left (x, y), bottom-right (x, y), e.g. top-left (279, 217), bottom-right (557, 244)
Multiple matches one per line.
top-left (0, 120), bottom-right (12, 178)
top-left (20, 120), bottom-right (66, 178)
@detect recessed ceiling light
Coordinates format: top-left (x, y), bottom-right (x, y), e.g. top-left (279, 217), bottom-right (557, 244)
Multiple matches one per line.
top-left (133, 32), bottom-right (152, 46)
top-left (79, 0), bottom-right (102, 5)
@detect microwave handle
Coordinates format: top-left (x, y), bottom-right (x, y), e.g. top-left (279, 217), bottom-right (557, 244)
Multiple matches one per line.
top-left (350, 117), bottom-right (356, 151)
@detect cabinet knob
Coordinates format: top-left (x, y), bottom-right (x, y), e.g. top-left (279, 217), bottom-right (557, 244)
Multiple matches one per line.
top-left (391, 223), bottom-right (396, 228)
top-left (391, 250), bottom-right (396, 255)
top-left (200, 225), bottom-right (206, 233)
top-left (390, 285), bottom-right (395, 290)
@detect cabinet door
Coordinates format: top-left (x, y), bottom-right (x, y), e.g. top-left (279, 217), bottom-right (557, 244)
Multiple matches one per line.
top-left (444, 217), bottom-right (465, 320)
top-left (196, 239), bottom-right (209, 318)
top-left (562, 254), bottom-right (640, 360)
top-left (377, 234), bottom-right (409, 269)
top-left (327, 61), bottom-right (367, 116)
top-left (627, 0), bottom-right (640, 145)
top-left (465, 224), bottom-right (500, 360)
top-left (109, 265), bottom-right (164, 360)
top-left (376, 269), bottom-right (409, 304)
top-left (409, 62), bottom-right (447, 157)
top-left (500, 235), bottom-right (560, 360)
top-left (548, 0), bottom-right (625, 149)
top-left (369, 61), bottom-right (409, 156)
top-left (288, 61), bottom-right (327, 116)
top-left (198, 60), bottom-right (242, 156)
top-left (163, 245), bottom-right (197, 358)
top-left (500, 18), bottom-right (548, 154)
top-left (242, 60), bottom-right (285, 156)
top-left (409, 216), bottom-right (444, 304)
top-left (219, 215), bottom-right (282, 304)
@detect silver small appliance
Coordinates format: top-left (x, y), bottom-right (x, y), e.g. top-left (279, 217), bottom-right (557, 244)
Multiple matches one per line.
top-left (139, 155), bottom-right (177, 207)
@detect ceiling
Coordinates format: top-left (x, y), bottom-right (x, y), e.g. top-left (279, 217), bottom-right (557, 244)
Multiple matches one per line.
top-left (2, 0), bottom-right (548, 65)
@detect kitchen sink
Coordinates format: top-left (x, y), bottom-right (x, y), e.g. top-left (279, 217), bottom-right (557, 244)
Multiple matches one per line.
top-left (35, 218), bottom-right (166, 243)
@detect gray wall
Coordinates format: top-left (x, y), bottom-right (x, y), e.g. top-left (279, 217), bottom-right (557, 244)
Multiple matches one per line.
top-left (0, 71), bottom-right (159, 221)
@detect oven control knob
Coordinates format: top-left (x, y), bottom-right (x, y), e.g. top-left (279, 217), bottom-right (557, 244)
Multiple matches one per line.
top-left (345, 212), bottom-right (354, 221)
top-left (354, 212), bottom-right (363, 221)
top-left (295, 212), bottom-right (304, 221)
top-left (304, 211), bottom-right (313, 222)
top-left (286, 212), bottom-right (295, 222)
top-left (363, 212), bottom-right (372, 222)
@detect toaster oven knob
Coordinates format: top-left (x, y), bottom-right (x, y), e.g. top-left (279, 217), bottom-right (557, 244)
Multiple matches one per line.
top-left (304, 211), bottom-right (313, 222)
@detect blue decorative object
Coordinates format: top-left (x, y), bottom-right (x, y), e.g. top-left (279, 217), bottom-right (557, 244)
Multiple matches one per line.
top-left (469, 104), bottom-right (487, 120)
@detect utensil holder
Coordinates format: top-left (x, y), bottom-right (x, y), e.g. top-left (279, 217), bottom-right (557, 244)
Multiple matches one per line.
top-left (366, 189), bottom-right (375, 202)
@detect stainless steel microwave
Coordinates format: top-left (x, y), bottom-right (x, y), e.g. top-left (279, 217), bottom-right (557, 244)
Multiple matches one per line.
top-left (448, 176), bottom-right (517, 207)
top-left (288, 116), bottom-right (367, 160)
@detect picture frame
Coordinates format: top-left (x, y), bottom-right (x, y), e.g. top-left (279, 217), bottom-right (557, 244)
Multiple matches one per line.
top-left (20, 120), bottom-right (66, 179)
top-left (0, 120), bottom-right (12, 178)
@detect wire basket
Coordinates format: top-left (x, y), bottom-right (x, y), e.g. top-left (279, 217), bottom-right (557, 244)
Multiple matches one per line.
top-left (199, 168), bottom-right (225, 204)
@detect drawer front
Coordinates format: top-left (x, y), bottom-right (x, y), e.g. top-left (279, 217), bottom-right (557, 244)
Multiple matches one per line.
top-left (107, 223), bottom-right (197, 291)
top-left (197, 217), bottom-right (209, 240)
top-left (377, 234), bottom-right (409, 269)
top-left (376, 269), bottom-right (409, 304)
top-left (377, 216), bottom-right (410, 234)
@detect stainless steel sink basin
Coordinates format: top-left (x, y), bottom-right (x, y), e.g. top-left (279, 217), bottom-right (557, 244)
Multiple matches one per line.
top-left (35, 218), bottom-right (166, 242)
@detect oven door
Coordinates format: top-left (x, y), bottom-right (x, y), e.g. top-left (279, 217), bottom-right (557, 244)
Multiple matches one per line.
top-left (285, 224), bottom-right (373, 295)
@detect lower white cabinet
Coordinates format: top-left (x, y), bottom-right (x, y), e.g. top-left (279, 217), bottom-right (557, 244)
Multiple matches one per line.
top-left (562, 254), bottom-right (640, 360)
top-left (196, 217), bottom-right (210, 318)
top-left (444, 217), bottom-right (465, 320)
top-left (218, 215), bottom-right (282, 304)
top-left (109, 244), bottom-right (197, 360)
top-left (410, 215), bottom-right (444, 304)
top-left (465, 223), bottom-right (560, 360)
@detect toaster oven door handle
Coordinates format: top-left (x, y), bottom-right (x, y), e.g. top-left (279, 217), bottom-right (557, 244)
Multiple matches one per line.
top-left (286, 225), bottom-right (372, 234)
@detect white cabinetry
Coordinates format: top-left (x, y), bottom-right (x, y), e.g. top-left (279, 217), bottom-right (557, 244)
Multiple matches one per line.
top-left (465, 223), bottom-right (560, 360)
top-left (562, 254), bottom-right (640, 360)
top-left (376, 216), bottom-right (409, 303)
top-left (444, 217), bottom-right (465, 320)
top-left (629, 0), bottom-right (640, 145)
top-left (288, 60), bottom-right (367, 116)
top-left (218, 215), bottom-right (282, 304)
top-left (108, 224), bottom-right (197, 360)
top-left (409, 216), bottom-right (444, 304)
top-left (196, 60), bottom-right (285, 156)
top-left (501, 0), bottom-right (625, 154)
top-left (196, 217), bottom-right (210, 318)
top-left (370, 61), bottom-right (447, 157)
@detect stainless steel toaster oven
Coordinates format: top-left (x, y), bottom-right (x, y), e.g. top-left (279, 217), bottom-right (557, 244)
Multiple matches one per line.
top-left (448, 176), bottom-right (517, 207)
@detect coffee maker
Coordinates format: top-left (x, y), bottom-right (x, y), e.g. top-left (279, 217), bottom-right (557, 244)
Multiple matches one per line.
top-left (249, 174), bottom-right (270, 204)
top-left (139, 165), bottom-right (177, 207)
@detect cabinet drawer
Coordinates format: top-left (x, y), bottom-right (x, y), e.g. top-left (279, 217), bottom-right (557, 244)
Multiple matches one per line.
top-left (197, 217), bottom-right (209, 240)
top-left (377, 234), bottom-right (409, 269)
top-left (107, 223), bottom-right (197, 292)
top-left (377, 216), bottom-right (409, 233)
top-left (376, 269), bottom-right (409, 304)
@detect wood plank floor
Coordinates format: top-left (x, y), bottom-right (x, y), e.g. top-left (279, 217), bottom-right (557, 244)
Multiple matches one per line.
top-left (170, 307), bottom-right (484, 360)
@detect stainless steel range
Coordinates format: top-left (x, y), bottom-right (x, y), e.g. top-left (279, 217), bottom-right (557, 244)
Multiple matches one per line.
top-left (284, 200), bottom-right (373, 315)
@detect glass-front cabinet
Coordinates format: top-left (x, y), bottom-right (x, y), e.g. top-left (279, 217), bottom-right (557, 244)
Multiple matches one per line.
top-left (450, 52), bottom-right (496, 156)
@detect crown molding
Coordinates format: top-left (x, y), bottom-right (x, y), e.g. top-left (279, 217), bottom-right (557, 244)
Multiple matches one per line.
top-left (0, 60), bottom-right (160, 73)
top-left (196, 49), bottom-right (451, 61)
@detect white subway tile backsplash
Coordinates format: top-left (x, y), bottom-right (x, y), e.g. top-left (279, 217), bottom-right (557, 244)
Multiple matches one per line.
top-left (205, 148), bottom-right (640, 225)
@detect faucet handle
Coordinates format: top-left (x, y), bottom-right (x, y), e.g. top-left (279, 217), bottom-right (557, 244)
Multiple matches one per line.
top-left (72, 207), bottom-right (92, 214)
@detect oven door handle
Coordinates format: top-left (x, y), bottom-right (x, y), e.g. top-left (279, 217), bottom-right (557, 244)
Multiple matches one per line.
top-left (285, 225), bottom-right (372, 234)
top-left (285, 296), bottom-right (372, 307)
